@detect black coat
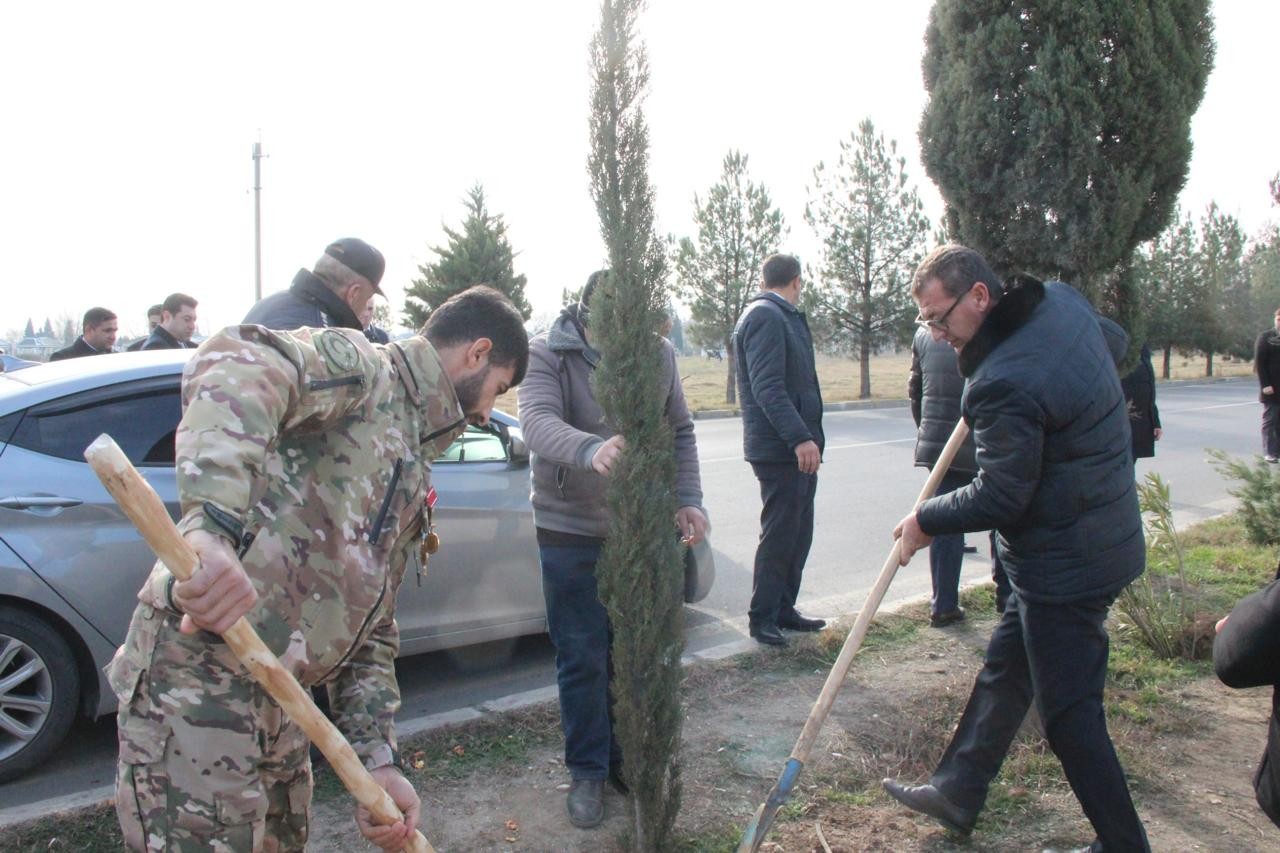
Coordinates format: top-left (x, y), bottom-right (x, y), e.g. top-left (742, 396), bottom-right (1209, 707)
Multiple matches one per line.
top-left (1256, 329), bottom-right (1280, 404)
top-left (49, 337), bottom-right (108, 361)
top-left (908, 326), bottom-right (977, 475)
top-left (732, 292), bottom-right (824, 463)
top-left (242, 269), bottom-right (362, 331)
top-left (1214, 573), bottom-right (1280, 829)
top-left (1120, 344), bottom-right (1161, 459)
top-left (916, 279), bottom-right (1144, 604)
top-left (139, 325), bottom-right (196, 351)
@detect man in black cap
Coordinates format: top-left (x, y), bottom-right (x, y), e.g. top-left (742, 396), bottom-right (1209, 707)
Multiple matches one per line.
top-left (243, 238), bottom-right (385, 331)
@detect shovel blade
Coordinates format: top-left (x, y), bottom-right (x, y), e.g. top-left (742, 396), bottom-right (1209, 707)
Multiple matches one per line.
top-left (736, 757), bottom-right (803, 852)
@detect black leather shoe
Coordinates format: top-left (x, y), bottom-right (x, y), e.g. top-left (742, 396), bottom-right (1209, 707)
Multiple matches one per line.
top-left (749, 621), bottom-right (788, 646)
top-left (567, 779), bottom-right (604, 828)
top-left (882, 779), bottom-right (977, 835)
top-left (930, 607), bottom-right (966, 628)
top-left (1041, 845), bottom-right (1102, 853)
top-left (778, 612), bottom-right (827, 632)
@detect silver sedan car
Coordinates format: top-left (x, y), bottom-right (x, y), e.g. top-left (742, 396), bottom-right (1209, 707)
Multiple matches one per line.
top-left (0, 348), bottom-right (714, 782)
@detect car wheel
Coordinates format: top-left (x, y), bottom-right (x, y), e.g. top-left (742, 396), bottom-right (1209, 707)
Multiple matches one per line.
top-left (0, 606), bottom-right (81, 783)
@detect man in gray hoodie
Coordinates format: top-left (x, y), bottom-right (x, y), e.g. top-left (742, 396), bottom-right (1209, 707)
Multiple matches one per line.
top-left (518, 271), bottom-right (709, 829)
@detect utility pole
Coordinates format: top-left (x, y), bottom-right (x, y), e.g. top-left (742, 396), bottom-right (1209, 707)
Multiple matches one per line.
top-left (252, 138), bottom-right (268, 302)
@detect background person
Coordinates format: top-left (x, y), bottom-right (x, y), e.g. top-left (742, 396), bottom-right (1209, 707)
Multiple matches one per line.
top-left (126, 304), bottom-right (164, 351)
top-left (108, 286), bottom-right (528, 851)
top-left (733, 253), bottom-right (826, 646)
top-left (517, 271), bottom-right (708, 829)
top-left (1255, 307), bottom-right (1280, 462)
top-left (139, 293), bottom-right (199, 350)
top-left (1120, 342), bottom-right (1162, 460)
top-left (243, 237), bottom-right (384, 331)
top-left (908, 324), bottom-right (978, 627)
top-left (49, 307), bottom-right (118, 360)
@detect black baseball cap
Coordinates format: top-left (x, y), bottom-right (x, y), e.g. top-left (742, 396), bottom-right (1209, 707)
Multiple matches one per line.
top-left (324, 238), bottom-right (385, 294)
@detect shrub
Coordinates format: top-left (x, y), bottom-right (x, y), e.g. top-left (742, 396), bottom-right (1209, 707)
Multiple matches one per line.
top-left (1208, 449), bottom-right (1280, 546)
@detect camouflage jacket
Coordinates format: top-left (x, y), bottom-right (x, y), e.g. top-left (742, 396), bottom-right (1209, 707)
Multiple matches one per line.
top-left (110, 325), bottom-right (466, 770)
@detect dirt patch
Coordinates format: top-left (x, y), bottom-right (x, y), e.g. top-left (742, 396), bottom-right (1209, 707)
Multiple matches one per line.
top-left (301, 604), bottom-right (1280, 852)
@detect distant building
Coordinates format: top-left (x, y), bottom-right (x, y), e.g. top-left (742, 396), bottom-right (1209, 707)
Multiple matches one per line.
top-left (15, 335), bottom-right (61, 361)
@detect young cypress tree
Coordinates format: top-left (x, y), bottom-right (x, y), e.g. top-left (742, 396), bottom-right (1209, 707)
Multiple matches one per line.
top-left (920, 0), bottom-right (1215, 313)
top-left (403, 183), bottom-right (531, 328)
top-left (587, 0), bottom-right (683, 848)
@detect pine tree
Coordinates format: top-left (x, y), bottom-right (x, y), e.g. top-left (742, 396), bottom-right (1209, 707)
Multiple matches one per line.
top-left (403, 184), bottom-right (531, 328)
top-left (23, 319), bottom-right (34, 338)
top-left (1196, 203), bottom-right (1249, 370)
top-left (672, 151), bottom-right (785, 404)
top-left (920, 0), bottom-right (1215, 314)
top-left (1133, 209), bottom-right (1198, 378)
top-left (587, 1), bottom-right (683, 848)
top-left (805, 119), bottom-right (932, 399)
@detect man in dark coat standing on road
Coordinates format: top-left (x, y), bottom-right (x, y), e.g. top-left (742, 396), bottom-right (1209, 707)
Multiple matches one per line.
top-left (885, 245), bottom-right (1149, 852)
top-left (243, 238), bottom-right (384, 332)
top-left (50, 307), bottom-right (118, 360)
top-left (1255, 308), bottom-right (1280, 462)
top-left (733, 253), bottom-right (826, 647)
top-left (139, 293), bottom-right (199, 351)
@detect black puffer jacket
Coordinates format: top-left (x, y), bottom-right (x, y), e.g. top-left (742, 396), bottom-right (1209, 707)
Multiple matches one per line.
top-left (916, 279), bottom-right (1143, 603)
top-left (1256, 328), bottom-right (1280, 404)
top-left (908, 326), bottom-right (977, 474)
top-left (733, 292), bottom-right (824, 463)
top-left (242, 269), bottom-right (362, 331)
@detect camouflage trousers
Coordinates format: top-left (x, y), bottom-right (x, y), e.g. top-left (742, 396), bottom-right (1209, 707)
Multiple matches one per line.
top-left (110, 606), bottom-right (311, 852)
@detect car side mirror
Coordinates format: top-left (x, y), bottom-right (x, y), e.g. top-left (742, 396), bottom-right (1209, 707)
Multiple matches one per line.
top-left (508, 433), bottom-right (529, 465)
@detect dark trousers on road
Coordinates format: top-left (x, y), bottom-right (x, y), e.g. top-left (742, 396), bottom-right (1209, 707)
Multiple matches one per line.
top-left (1264, 400), bottom-right (1280, 458)
top-left (928, 469), bottom-right (972, 616)
top-left (990, 531), bottom-right (1012, 614)
top-left (748, 461), bottom-right (818, 625)
top-left (540, 540), bottom-right (621, 781)
top-left (930, 590), bottom-right (1150, 852)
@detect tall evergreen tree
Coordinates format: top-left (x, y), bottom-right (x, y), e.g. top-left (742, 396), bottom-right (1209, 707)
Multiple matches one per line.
top-left (1133, 208), bottom-right (1198, 378)
top-left (920, 0), bottom-right (1215, 323)
top-left (805, 118), bottom-right (932, 399)
top-left (672, 151), bottom-right (785, 404)
top-left (1197, 203), bottom-right (1249, 370)
top-left (403, 184), bottom-right (531, 328)
top-left (1246, 225), bottom-right (1280, 323)
top-left (587, 1), bottom-right (683, 848)
top-left (23, 319), bottom-right (34, 338)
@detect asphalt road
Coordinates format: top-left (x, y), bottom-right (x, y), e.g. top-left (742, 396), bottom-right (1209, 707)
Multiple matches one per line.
top-left (0, 378), bottom-right (1261, 820)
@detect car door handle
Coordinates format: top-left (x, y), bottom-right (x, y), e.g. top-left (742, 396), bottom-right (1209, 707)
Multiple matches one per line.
top-left (0, 496), bottom-right (86, 510)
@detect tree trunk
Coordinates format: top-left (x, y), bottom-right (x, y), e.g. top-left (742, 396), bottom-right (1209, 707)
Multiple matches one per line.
top-left (1205, 350), bottom-right (1214, 377)
top-left (1162, 345), bottom-right (1172, 380)
top-left (859, 337), bottom-right (872, 399)
top-left (724, 335), bottom-right (736, 405)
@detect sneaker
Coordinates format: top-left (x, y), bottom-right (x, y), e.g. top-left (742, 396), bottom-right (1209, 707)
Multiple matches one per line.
top-left (1266, 455), bottom-right (1278, 464)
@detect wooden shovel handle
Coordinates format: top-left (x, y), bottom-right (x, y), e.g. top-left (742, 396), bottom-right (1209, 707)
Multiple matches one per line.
top-left (85, 434), bottom-right (434, 853)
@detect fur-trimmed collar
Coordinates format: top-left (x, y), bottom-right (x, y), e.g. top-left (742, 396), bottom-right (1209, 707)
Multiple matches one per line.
top-left (957, 277), bottom-right (1045, 377)
top-left (546, 310), bottom-right (601, 367)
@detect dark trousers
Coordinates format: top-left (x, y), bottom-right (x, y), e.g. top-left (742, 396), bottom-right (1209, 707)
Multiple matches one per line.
top-left (540, 542), bottom-right (621, 781)
top-left (1264, 400), bottom-right (1280, 458)
top-left (928, 469), bottom-right (971, 616)
top-left (990, 531), bottom-right (1012, 613)
top-left (930, 590), bottom-right (1149, 851)
top-left (748, 461), bottom-right (818, 624)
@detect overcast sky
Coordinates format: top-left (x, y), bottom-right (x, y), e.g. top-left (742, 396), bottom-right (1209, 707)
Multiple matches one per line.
top-left (3, 1), bottom-right (1275, 340)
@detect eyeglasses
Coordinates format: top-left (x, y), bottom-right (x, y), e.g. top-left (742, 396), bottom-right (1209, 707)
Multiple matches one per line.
top-left (915, 285), bottom-right (974, 332)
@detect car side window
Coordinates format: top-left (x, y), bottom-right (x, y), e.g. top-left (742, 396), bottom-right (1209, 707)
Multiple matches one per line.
top-left (7, 382), bottom-right (182, 467)
top-left (435, 425), bottom-right (509, 463)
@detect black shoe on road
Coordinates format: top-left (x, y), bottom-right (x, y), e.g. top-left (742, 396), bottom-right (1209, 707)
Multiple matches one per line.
top-left (778, 612), bottom-right (827, 632)
top-left (749, 620), bottom-right (788, 646)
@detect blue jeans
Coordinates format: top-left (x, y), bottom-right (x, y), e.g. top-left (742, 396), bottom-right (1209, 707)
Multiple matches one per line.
top-left (540, 542), bottom-right (620, 781)
top-left (929, 469), bottom-right (972, 615)
top-left (931, 590), bottom-right (1150, 851)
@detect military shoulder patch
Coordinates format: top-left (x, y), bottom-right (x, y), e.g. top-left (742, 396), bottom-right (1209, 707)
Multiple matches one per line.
top-left (316, 331), bottom-right (361, 375)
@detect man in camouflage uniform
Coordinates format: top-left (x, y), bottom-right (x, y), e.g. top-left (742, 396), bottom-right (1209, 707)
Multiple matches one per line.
top-left (107, 286), bottom-right (528, 852)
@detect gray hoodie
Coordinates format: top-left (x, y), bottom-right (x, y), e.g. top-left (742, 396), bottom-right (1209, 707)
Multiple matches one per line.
top-left (518, 312), bottom-right (703, 538)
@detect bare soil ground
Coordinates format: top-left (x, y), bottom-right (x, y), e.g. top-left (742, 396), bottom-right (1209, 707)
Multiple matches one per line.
top-left (300, 596), bottom-right (1279, 853)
